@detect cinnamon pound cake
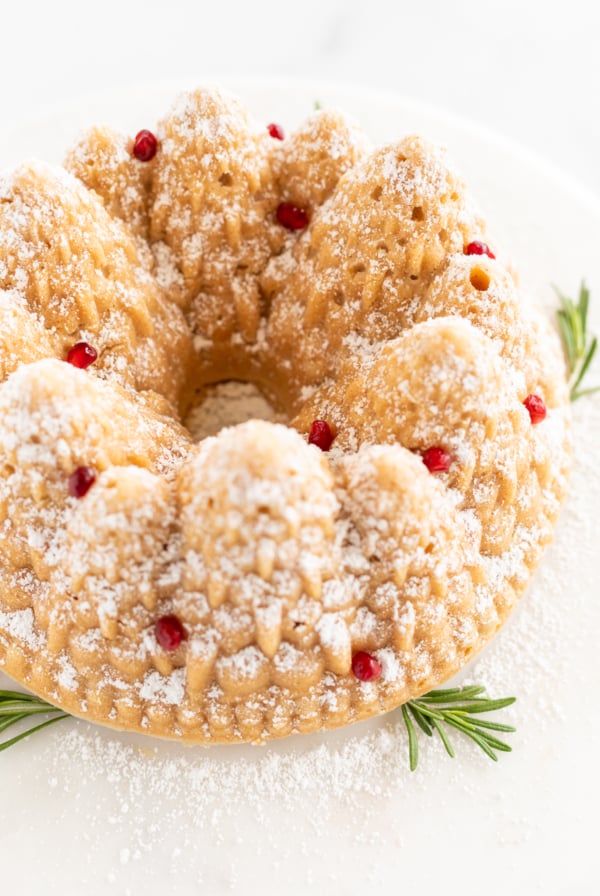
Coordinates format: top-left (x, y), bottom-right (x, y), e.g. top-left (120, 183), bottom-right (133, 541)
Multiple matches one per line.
top-left (0, 86), bottom-right (571, 743)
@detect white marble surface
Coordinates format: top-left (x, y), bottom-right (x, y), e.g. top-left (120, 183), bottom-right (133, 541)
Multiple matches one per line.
top-left (1, 0), bottom-right (599, 194)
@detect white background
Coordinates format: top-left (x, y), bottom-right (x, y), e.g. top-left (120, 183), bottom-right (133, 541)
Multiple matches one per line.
top-left (0, 0), bottom-right (599, 196)
top-left (1, 5), bottom-right (600, 895)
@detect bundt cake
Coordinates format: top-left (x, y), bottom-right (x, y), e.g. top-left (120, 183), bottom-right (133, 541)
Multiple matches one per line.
top-left (0, 86), bottom-right (571, 744)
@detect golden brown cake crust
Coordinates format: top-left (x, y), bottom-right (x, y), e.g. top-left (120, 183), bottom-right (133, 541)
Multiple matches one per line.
top-left (0, 86), bottom-right (571, 744)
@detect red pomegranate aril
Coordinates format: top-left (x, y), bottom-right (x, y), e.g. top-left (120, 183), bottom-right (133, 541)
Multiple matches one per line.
top-left (68, 466), bottom-right (96, 499)
top-left (308, 420), bottom-right (335, 451)
top-left (133, 129), bottom-right (158, 162)
top-left (352, 651), bottom-right (382, 682)
top-left (523, 394), bottom-right (547, 424)
top-left (422, 446), bottom-right (452, 473)
top-left (66, 341), bottom-right (98, 369)
top-left (155, 614), bottom-right (186, 651)
top-left (276, 202), bottom-right (309, 230)
top-left (267, 122), bottom-right (285, 140)
top-left (464, 240), bottom-right (495, 259)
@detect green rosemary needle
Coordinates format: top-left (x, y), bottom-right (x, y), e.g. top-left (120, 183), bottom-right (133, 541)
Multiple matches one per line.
top-left (0, 689), bottom-right (68, 752)
top-left (402, 686), bottom-right (517, 771)
top-left (555, 281), bottom-right (599, 401)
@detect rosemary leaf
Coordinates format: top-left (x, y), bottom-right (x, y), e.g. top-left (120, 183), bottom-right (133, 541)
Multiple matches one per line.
top-left (406, 702), bottom-right (446, 723)
top-left (408, 703), bottom-right (433, 737)
top-left (571, 336), bottom-right (598, 397)
top-left (443, 715), bottom-right (513, 753)
top-left (430, 717), bottom-right (455, 758)
top-left (557, 312), bottom-right (576, 369)
top-left (460, 730), bottom-right (498, 762)
top-left (446, 696), bottom-right (517, 714)
top-left (0, 702), bottom-right (65, 716)
top-left (0, 713), bottom-right (28, 734)
top-left (463, 718), bottom-right (516, 734)
top-left (580, 281), bottom-right (590, 334)
top-left (555, 281), bottom-right (599, 401)
top-left (0, 714), bottom-right (68, 753)
top-left (571, 385), bottom-right (600, 399)
top-left (415, 686), bottom-right (485, 704)
top-left (402, 704), bottom-right (419, 772)
top-left (0, 690), bottom-right (41, 701)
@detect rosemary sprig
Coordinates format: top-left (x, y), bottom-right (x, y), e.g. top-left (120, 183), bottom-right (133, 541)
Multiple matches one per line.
top-left (555, 281), bottom-right (599, 401)
top-left (0, 689), bottom-right (68, 752)
top-left (401, 686), bottom-right (516, 771)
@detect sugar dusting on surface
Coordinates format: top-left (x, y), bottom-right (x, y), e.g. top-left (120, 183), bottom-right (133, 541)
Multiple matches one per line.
top-left (1, 397), bottom-right (596, 888)
top-left (0, 89), bottom-right (595, 891)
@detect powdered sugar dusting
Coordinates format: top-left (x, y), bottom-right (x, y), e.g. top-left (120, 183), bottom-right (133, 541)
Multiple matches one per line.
top-left (139, 669), bottom-right (186, 705)
top-left (9, 392), bottom-right (591, 879)
top-left (7, 391), bottom-right (593, 886)
top-left (0, 607), bottom-right (43, 651)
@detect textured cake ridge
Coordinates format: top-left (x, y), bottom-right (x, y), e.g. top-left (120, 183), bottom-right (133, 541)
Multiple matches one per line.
top-left (0, 85), bottom-right (571, 744)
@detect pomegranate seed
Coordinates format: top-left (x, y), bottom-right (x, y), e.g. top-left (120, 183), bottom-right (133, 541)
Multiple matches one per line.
top-left (276, 202), bottom-right (309, 230)
top-left (66, 341), bottom-right (98, 369)
top-left (464, 240), bottom-right (495, 259)
top-left (132, 129), bottom-right (158, 162)
top-left (422, 447), bottom-right (452, 473)
top-left (523, 394), bottom-right (547, 424)
top-left (68, 466), bottom-right (96, 498)
top-left (267, 122), bottom-right (285, 140)
top-left (352, 651), bottom-right (382, 682)
top-left (308, 420), bottom-right (335, 451)
top-left (155, 614), bottom-right (186, 651)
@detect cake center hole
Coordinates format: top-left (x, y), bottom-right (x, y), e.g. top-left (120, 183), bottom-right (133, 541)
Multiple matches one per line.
top-left (184, 381), bottom-right (284, 441)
